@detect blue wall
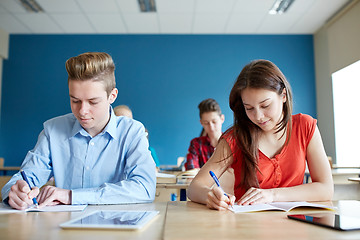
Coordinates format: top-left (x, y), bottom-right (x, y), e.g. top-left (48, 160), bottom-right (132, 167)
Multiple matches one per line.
top-left (0, 34), bottom-right (316, 166)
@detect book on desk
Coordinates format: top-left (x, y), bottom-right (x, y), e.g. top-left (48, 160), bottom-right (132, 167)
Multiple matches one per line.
top-left (230, 201), bottom-right (336, 213)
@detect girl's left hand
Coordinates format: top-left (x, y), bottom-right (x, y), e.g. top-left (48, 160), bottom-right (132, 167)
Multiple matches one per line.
top-left (237, 187), bottom-right (274, 205)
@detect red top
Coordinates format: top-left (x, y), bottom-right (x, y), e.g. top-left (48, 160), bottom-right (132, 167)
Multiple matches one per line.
top-left (223, 114), bottom-right (317, 199)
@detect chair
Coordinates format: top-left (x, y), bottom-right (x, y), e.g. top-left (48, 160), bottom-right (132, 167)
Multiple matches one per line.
top-left (327, 156), bottom-right (333, 168)
top-left (0, 158), bottom-right (4, 168)
top-left (0, 158), bottom-right (12, 200)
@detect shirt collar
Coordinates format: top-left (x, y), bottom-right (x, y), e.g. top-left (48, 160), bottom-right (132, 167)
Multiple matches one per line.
top-left (70, 106), bottom-right (118, 140)
top-left (104, 107), bottom-right (118, 140)
top-left (70, 119), bottom-right (86, 138)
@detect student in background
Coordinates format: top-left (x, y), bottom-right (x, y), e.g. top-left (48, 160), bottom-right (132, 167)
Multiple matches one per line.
top-left (114, 105), bottom-right (133, 118)
top-left (185, 99), bottom-right (225, 170)
top-left (114, 104), bottom-right (160, 168)
top-left (188, 59), bottom-right (333, 210)
top-left (145, 129), bottom-right (160, 169)
top-left (1, 52), bottom-right (156, 210)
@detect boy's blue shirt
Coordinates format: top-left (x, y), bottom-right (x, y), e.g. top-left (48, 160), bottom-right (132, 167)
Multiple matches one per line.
top-left (1, 108), bottom-right (156, 204)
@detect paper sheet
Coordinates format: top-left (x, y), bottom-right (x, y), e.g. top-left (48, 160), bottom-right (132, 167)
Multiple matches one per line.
top-left (0, 203), bottom-right (87, 213)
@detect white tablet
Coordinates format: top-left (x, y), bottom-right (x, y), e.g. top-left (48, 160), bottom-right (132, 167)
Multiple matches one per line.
top-left (60, 210), bottom-right (159, 230)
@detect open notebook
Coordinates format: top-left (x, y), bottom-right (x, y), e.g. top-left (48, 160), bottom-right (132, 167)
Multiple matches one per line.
top-left (0, 203), bottom-right (87, 213)
top-left (229, 201), bottom-right (335, 213)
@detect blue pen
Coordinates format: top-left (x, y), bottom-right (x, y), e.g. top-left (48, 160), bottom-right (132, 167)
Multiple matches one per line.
top-left (20, 170), bottom-right (39, 207)
top-left (209, 170), bottom-right (229, 198)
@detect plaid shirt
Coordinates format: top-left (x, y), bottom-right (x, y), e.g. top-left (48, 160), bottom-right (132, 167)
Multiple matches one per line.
top-left (185, 136), bottom-right (214, 170)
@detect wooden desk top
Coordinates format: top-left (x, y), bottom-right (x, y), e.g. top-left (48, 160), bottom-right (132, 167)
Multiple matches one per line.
top-left (331, 168), bottom-right (360, 175)
top-left (305, 168), bottom-right (360, 176)
top-left (0, 202), bottom-right (167, 240)
top-left (156, 183), bottom-right (190, 189)
top-left (1, 200), bottom-right (360, 240)
top-left (163, 200), bottom-right (360, 240)
top-left (0, 166), bottom-right (20, 171)
top-left (348, 177), bottom-right (360, 183)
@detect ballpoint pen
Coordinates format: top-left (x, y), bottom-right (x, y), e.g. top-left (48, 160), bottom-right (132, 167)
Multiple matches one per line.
top-left (20, 170), bottom-right (39, 207)
top-left (209, 170), bottom-right (233, 208)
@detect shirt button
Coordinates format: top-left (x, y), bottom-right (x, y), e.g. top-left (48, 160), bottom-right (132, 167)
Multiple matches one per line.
top-left (90, 142), bottom-right (95, 146)
top-left (86, 166), bottom-right (90, 170)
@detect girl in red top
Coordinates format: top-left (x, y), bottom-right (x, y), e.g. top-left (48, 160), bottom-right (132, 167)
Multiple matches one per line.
top-left (188, 59), bottom-right (333, 210)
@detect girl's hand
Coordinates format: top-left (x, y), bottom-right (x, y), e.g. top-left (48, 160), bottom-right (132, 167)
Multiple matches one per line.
top-left (206, 186), bottom-right (236, 211)
top-left (237, 187), bottom-right (274, 205)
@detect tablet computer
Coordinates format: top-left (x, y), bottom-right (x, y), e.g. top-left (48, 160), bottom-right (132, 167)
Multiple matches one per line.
top-left (288, 213), bottom-right (360, 231)
top-left (60, 210), bottom-right (159, 230)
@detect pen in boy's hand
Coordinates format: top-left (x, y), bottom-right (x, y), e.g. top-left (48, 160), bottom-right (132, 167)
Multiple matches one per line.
top-left (20, 170), bottom-right (39, 207)
top-left (209, 171), bottom-right (233, 208)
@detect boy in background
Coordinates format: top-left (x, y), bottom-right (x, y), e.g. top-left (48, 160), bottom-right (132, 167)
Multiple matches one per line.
top-left (185, 98), bottom-right (225, 170)
top-left (114, 105), bottom-right (133, 119)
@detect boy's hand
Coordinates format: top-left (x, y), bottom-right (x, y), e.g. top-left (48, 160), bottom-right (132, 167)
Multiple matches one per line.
top-left (8, 180), bottom-right (40, 210)
top-left (37, 185), bottom-right (72, 207)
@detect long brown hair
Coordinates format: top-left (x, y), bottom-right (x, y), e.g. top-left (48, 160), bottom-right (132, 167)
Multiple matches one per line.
top-left (227, 59), bottom-right (293, 189)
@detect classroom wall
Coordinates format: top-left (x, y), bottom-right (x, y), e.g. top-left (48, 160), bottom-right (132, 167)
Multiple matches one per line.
top-left (314, 0), bottom-right (360, 163)
top-left (0, 34), bottom-right (316, 166)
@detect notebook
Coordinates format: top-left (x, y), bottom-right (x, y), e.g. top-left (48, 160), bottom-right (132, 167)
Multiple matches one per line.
top-left (0, 203), bottom-right (87, 213)
top-left (229, 201), bottom-right (335, 213)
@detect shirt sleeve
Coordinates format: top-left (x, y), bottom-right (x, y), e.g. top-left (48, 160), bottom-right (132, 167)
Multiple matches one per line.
top-left (185, 138), bottom-right (201, 170)
top-left (1, 130), bottom-right (53, 201)
top-left (71, 124), bottom-right (156, 205)
top-left (300, 113), bottom-right (317, 147)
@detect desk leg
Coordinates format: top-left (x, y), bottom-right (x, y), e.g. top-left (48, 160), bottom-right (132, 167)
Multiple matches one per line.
top-left (180, 189), bottom-right (187, 201)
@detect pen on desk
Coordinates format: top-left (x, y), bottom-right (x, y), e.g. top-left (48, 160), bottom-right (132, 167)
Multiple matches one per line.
top-left (20, 170), bottom-right (39, 207)
top-left (209, 170), bottom-right (231, 200)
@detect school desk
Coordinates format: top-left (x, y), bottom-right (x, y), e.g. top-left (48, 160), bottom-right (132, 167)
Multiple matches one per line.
top-left (304, 168), bottom-right (360, 184)
top-left (156, 171), bottom-right (191, 201)
top-left (0, 202), bottom-right (167, 240)
top-left (163, 200), bottom-right (360, 240)
top-left (348, 177), bottom-right (360, 183)
top-left (0, 158), bottom-right (20, 176)
top-left (156, 183), bottom-right (190, 201)
top-left (1, 200), bottom-right (360, 240)
top-left (0, 167), bottom-right (20, 176)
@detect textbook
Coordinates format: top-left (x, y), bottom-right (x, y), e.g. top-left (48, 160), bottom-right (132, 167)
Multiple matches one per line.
top-left (0, 203), bottom-right (87, 213)
top-left (229, 201), bottom-right (335, 213)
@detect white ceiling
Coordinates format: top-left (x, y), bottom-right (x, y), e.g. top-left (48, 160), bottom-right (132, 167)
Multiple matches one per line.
top-left (0, 0), bottom-right (352, 34)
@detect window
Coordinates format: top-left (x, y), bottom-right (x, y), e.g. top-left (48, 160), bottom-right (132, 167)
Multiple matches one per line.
top-left (332, 60), bottom-right (360, 167)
